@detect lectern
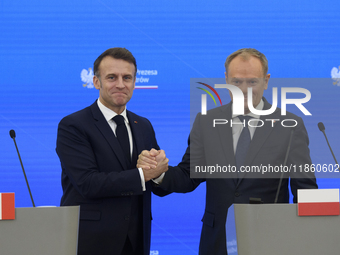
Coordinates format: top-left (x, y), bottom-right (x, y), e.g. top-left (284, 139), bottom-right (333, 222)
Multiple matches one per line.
top-left (0, 206), bottom-right (79, 255)
top-left (234, 204), bottom-right (340, 255)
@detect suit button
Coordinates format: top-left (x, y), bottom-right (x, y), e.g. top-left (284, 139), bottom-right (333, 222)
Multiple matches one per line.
top-left (235, 192), bottom-right (240, 197)
top-left (124, 215), bottom-right (130, 221)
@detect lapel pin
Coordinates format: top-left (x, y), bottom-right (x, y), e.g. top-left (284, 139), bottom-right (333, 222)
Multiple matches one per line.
top-left (134, 121), bottom-right (138, 124)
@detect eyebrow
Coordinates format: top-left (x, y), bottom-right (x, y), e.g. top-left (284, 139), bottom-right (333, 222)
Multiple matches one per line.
top-left (105, 73), bottom-right (133, 78)
top-left (231, 77), bottom-right (261, 80)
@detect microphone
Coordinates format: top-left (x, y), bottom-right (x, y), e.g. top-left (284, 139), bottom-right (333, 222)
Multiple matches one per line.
top-left (9, 129), bottom-right (35, 207)
top-left (318, 122), bottom-right (339, 166)
top-left (274, 127), bottom-right (295, 203)
top-left (318, 122), bottom-right (325, 132)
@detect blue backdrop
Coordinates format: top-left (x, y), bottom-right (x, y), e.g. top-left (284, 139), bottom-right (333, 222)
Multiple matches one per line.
top-left (1, 1), bottom-right (340, 254)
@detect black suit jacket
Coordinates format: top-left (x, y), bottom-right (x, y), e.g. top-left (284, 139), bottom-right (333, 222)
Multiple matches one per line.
top-left (160, 98), bottom-right (317, 255)
top-left (57, 101), bottom-right (166, 255)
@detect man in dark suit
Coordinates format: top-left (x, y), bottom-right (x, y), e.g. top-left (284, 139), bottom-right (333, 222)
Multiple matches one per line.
top-left (138, 48), bottom-right (318, 255)
top-left (56, 47), bottom-right (168, 255)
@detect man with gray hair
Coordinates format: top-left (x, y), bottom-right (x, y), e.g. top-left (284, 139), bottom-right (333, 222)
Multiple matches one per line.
top-left (138, 48), bottom-right (317, 255)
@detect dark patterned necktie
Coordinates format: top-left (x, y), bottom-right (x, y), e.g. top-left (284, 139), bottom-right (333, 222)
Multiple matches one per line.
top-left (235, 116), bottom-right (252, 174)
top-left (113, 115), bottom-right (131, 163)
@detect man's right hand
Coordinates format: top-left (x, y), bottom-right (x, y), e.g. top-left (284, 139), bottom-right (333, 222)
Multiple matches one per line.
top-left (138, 149), bottom-right (169, 181)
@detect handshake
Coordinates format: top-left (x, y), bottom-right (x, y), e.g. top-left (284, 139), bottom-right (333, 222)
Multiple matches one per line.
top-left (137, 148), bottom-right (169, 182)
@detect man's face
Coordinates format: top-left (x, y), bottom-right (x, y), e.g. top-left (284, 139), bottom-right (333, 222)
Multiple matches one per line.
top-left (93, 56), bottom-right (136, 114)
top-left (225, 55), bottom-right (270, 114)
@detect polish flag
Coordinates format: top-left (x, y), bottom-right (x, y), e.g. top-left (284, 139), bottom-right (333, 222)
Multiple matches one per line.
top-left (0, 193), bottom-right (15, 220)
top-left (298, 189), bottom-right (340, 216)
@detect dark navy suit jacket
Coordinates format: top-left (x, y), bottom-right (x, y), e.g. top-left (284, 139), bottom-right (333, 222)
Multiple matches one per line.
top-left (159, 98), bottom-right (318, 255)
top-left (57, 101), bottom-right (166, 255)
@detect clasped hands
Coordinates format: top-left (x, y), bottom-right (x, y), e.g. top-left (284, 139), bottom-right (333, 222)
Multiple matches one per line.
top-left (137, 148), bottom-right (169, 181)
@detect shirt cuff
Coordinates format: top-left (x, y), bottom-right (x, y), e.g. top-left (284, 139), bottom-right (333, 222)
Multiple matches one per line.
top-left (152, 172), bottom-right (165, 185)
top-left (138, 168), bottom-right (146, 191)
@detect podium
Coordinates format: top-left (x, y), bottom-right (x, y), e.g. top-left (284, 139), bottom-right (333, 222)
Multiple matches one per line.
top-left (234, 204), bottom-right (340, 255)
top-left (0, 206), bottom-right (79, 255)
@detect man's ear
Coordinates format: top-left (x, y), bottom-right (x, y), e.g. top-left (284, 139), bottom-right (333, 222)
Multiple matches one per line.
top-left (93, 75), bottom-right (101, 90)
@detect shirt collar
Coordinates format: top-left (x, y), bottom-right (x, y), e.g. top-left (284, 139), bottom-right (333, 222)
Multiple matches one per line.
top-left (232, 99), bottom-right (264, 119)
top-left (97, 99), bottom-right (129, 123)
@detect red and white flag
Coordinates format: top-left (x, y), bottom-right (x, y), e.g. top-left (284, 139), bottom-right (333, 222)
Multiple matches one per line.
top-left (298, 189), bottom-right (340, 216)
top-left (0, 193), bottom-right (15, 220)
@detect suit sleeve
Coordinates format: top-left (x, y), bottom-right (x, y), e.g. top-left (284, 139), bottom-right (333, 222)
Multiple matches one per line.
top-left (57, 116), bottom-right (143, 200)
top-left (159, 114), bottom-right (204, 194)
top-left (288, 117), bottom-right (318, 203)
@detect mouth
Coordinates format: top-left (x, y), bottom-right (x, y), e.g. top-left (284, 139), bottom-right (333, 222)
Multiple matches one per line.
top-left (113, 92), bottom-right (127, 96)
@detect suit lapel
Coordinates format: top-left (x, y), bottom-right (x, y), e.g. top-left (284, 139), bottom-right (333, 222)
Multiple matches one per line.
top-left (127, 111), bottom-right (144, 164)
top-left (215, 103), bottom-right (238, 180)
top-left (127, 111), bottom-right (144, 156)
top-left (90, 102), bottom-right (129, 169)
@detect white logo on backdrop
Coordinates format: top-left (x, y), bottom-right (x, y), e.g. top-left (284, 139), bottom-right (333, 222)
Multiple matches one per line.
top-left (331, 66), bottom-right (340, 86)
top-left (81, 68), bottom-right (94, 88)
top-left (135, 69), bottom-right (158, 89)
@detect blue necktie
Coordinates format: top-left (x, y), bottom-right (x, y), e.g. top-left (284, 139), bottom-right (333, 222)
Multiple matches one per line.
top-left (235, 116), bottom-right (252, 174)
top-left (113, 115), bottom-right (131, 163)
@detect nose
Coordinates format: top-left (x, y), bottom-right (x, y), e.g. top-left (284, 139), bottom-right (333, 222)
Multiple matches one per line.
top-left (116, 77), bottom-right (125, 88)
top-left (239, 82), bottom-right (248, 96)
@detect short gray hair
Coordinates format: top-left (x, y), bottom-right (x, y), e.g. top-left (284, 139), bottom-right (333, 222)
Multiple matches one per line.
top-left (225, 48), bottom-right (268, 76)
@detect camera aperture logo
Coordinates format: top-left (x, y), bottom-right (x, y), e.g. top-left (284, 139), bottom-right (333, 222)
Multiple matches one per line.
top-left (196, 82), bottom-right (223, 114)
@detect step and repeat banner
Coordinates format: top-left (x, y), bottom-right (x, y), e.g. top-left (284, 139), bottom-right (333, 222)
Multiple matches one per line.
top-left (1, 1), bottom-right (340, 254)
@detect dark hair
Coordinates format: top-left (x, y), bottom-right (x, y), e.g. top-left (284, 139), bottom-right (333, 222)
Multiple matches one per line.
top-left (93, 47), bottom-right (137, 78)
top-left (225, 48), bottom-right (268, 76)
